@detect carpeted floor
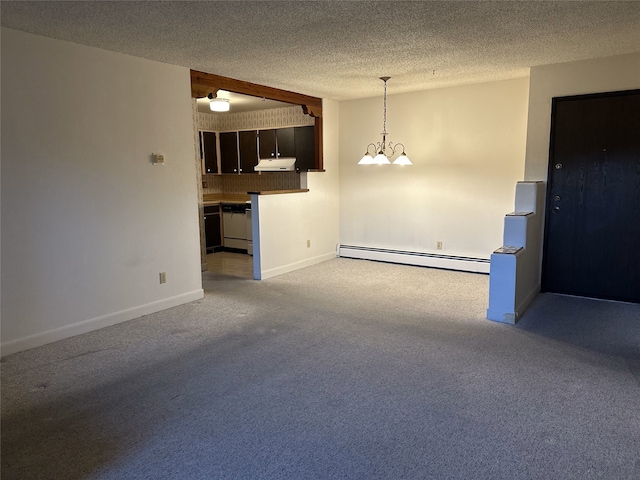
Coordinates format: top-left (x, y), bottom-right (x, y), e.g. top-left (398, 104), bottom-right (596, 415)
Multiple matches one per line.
top-left (2, 258), bottom-right (639, 479)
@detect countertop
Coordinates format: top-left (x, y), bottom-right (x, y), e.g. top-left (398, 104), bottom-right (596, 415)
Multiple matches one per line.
top-left (202, 190), bottom-right (308, 205)
top-left (247, 189), bottom-right (309, 195)
top-left (202, 193), bottom-right (250, 206)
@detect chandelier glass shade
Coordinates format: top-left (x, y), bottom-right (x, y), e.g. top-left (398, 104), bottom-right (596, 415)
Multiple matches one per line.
top-left (358, 77), bottom-right (412, 166)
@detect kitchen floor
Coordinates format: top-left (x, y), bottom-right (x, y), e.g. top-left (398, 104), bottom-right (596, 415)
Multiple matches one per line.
top-left (206, 252), bottom-right (253, 279)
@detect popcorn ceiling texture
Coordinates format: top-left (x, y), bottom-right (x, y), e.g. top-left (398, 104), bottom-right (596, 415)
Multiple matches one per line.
top-left (2, 1), bottom-right (638, 100)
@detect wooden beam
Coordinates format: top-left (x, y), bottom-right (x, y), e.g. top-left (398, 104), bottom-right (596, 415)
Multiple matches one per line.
top-left (190, 69), bottom-right (322, 117)
top-left (314, 117), bottom-right (324, 171)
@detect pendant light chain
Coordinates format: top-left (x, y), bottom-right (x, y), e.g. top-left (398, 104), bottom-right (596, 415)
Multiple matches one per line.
top-left (357, 76), bottom-right (412, 166)
top-left (382, 78), bottom-right (387, 136)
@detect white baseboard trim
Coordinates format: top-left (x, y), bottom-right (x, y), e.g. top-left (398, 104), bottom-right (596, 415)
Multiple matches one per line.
top-left (486, 308), bottom-right (518, 324)
top-left (486, 284), bottom-right (540, 324)
top-left (515, 284), bottom-right (540, 320)
top-left (260, 252), bottom-right (336, 280)
top-left (1, 289), bottom-right (204, 357)
top-left (337, 245), bottom-right (490, 274)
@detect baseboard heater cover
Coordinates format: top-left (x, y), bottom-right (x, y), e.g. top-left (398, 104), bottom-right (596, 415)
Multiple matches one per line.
top-left (337, 245), bottom-right (490, 274)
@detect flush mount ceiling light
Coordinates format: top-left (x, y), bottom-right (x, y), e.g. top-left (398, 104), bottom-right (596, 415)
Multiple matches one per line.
top-left (358, 77), bottom-right (412, 166)
top-left (208, 93), bottom-right (230, 112)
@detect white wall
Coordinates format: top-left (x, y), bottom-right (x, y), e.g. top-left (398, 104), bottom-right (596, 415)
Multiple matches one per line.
top-left (339, 78), bottom-right (529, 261)
top-left (1, 29), bottom-right (203, 355)
top-left (524, 52), bottom-right (640, 181)
top-left (253, 100), bottom-right (340, 279)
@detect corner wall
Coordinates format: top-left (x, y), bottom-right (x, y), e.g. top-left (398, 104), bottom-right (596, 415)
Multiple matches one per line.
top-left (338, 78), bottom-right (529, 264)
top-left (1, 29), bottom-right (203, 355)
top-left (253, 100), bottom-right (340, 279)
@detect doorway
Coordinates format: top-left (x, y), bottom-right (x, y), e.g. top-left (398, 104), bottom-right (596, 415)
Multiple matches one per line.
top-left (542, 89), bottom-right (640, 303)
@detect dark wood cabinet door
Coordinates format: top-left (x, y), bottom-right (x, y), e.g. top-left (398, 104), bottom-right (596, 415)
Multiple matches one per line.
top-left (276, 127), bottom-right (296, 158)
top-left (219, 132), bottom-right (239, 173)
top-left (294, 126), bottom-right (315, 171)
top-left (202, 132), bottom-right (218, 174)
top-left (239, 130), bottom-right (258, 173)
top-left (259, 129), bottom-right (276, 159)
top-left (204, 210), bottom-right (221, 252)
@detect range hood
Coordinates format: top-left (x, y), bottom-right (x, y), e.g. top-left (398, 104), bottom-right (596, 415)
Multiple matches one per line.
top-left (254, 157), bottom-right (296, 172)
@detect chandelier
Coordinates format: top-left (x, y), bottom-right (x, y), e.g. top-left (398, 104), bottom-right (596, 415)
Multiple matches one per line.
top-left (358, 77), bottom-right (412, 165)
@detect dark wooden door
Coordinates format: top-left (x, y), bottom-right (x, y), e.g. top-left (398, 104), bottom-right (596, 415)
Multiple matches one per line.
top-left (201, 132), bottom-right (218, 174)
top-left (294, 126), bottom-right (315, 171)
top-left (542, 90), bottom-right (640, 303)
top-left (258, 129), bottom-right (276, 159)
top-left (239, 130), bottom-right (258, 173)
top-left (276, 127), bottom-right (296, 158)
top-left (219, 132), bottom-right (239, 174)
top-left (204, 206), bottom-right (221, 252)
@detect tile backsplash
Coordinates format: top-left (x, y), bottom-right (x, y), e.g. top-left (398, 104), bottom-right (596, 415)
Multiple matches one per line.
top-left (202, 172), bottom-right (300, 194)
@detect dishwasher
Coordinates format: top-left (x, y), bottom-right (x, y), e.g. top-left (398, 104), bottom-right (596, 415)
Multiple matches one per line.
top-left (221, 203), bottom-right (248, 251)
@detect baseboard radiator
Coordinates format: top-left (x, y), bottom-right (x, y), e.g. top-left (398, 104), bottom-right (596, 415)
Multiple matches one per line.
top-left (337, 245), bottom-right (490, 274)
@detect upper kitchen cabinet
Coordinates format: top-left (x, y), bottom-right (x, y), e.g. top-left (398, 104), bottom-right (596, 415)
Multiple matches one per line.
top-left (258, 129), bottom-right (276, 159)
top-left (294, 126), bottom-right (315, 172)
top-left (219, 132), bottom-right (239, 174)
top-left (259, 128), bottom-right (295, 159)
top-left (200, 131), bottom-right (218, 174)
top-left (239, 130), bottom-right (258, 173)
top-left (276, 128), bottom-right (295, 158)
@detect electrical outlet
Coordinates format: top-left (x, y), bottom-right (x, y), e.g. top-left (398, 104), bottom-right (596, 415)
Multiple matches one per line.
top-left (307, 239), bottom-right (311, 248)
top-left (159, 272), bottom-right (167, 284)
top-left (437, 241), bottom-right (443, 250)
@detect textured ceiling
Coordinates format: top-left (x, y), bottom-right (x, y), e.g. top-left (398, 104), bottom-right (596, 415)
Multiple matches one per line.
top-left (2, 1), bottom-right (639, 100)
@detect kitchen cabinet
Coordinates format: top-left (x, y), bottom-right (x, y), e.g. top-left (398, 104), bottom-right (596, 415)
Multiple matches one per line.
top-left (294, 126), bottom-right (315, 171)
top-left (239, 130), bottom-right (258, 173)
top-left (276, 127), bottom-right (296, 158)
top-left (259, 128), bottom-right (295, 159)
top-left (200, 131), bottom-right (218, 174)
top-left (203, 125), bottom-right (316, 174)
top-left (258, 129), bottom-right (276, 160)
top-left (204, 205), bottom-right (222, 253)
top-left (220, 132), bottom-right (239, 173)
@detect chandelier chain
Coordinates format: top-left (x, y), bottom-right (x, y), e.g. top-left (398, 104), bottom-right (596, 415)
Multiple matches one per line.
top-left (382, 78), bottom-right (387, 136)
top-left (357, 76), bottom-right (412, 165)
